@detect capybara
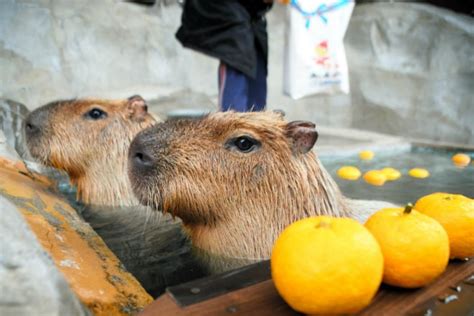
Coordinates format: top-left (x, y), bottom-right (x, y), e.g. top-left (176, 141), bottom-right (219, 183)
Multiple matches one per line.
top-left (24, 96), bottom-right (203, 296)
top-left (129, 111), bottom-right (395, 273)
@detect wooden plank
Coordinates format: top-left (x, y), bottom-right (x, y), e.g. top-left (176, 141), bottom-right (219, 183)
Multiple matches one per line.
top-left (139, 280), bottom-right (298, 316)
top-left (139, 259), bottom-right (474, 316)
top-left (166, 260), bottom-right (271, 307)
top-left (359, 259), bottom-right (474, 315)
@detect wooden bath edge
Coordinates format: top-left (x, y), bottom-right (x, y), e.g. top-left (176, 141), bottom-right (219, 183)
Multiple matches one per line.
top-left (139, 258), bottom-right (473, 316)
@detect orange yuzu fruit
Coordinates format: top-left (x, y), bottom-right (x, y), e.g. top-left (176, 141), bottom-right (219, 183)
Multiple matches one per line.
top-left (365, 204), bottom-right (449, 288)
top-left (271, 216), bottom-right (383, 314)
top-left (415, 193), bottom-right (474, 259)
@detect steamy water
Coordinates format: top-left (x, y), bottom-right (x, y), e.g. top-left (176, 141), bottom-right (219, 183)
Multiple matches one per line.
top-left (320, 146), bottom-right (474, 205)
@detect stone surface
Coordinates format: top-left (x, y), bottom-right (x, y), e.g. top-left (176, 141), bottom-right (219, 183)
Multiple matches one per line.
top-left (345, 3), bottom-right (474, 145)
top-left (0, 130), bottom-right (20, 161)
top-left (315, 125), bottom-right (410, 157)
top-left (0, 142), bottom-right (89, 316)
top-left (0, 1), bottom-right (472, 144)
top-left (0, 0), bottom-right (216, 107)
top-left (0, 98), bottom-right (30, 159)
top-left (0, 153), bottom-right (153, 315)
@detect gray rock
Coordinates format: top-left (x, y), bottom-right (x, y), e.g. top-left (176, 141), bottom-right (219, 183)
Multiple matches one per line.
top-left (0, 0), bottom-right (216, 108)
top-left (345, 3), bottom-right (474, 145)
top-left (0, 130), bottom-right (20, 161)
top-left (0, 195), bottom-right (90, 316)
top-left (0, 99), bottom-right (30, 159)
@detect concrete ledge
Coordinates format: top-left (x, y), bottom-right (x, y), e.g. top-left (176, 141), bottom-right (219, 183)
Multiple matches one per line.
top-left (316, 126), bottom-right (411, 157)
top-left (0, 156), bottom-right (153, 315)
top-left (0, 194), bottom-right (90, 316)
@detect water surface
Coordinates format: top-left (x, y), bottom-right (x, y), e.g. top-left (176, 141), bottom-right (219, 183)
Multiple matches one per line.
top-left (320, 147), bottom-right (474, 205)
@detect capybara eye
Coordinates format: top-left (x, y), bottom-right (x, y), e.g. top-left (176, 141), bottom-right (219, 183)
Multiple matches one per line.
top-left (234, 136), bottom-right (258, 153)
top-left (85, 108), bottom-right (107, 120)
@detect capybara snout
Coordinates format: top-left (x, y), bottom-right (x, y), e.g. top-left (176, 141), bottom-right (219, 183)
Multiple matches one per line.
top-left (24, 106), bottom-right (49, 138)
top-left (24, 101), bottom-right (61, 160)
top-left (129, 135), bottom-right (155, 169)
top-left (128, 119), bottom-right (203, 213)
top-left (129, 124), bottom-right (164, 172)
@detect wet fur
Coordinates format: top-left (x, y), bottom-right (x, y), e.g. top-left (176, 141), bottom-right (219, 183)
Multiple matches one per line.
top-left (26, 99), bottom-right (154, 206)
top-left (24, 98), bottom-right (202, 296)
top-left (130, 111), bottom-right (396, 273)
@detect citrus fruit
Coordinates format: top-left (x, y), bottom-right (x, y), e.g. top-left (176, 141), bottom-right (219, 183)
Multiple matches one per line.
top-left (271, 216), bottom-right (383, 315)
top-left (415, 193), bottom-right (474, 259)
top-left (363, 170), bottom-right (387, 186)
top-left (381, 167), bottom-right (401, 181)
top-left (359, 150), bottom-right (374, 161)
top-left (408, 168), bottom-right (430, 179)
top-left (452, 153), bottom-right (471, 167)
top-left (365, 204), bottom-right (449, 288)
top-left (337, 166), bottom-right (361, 180)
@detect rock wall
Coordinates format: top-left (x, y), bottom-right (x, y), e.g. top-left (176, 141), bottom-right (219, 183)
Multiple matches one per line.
top-left (345, 3), bottom-right (474, 145)
top-left (0, 99), bottom-right (30, 159)
top-left (0, 134), bottom-right (89, 316)
top-left (0, 195), bottom-right (90, 316)
top-left (0, 0), bottom-right (217, 106)
top-left (0, 0), bottom-right (472, 144)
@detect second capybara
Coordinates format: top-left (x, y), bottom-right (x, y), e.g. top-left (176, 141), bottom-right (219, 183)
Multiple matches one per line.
top-left (129, 111), bottom-right (395, 273)
top-left (24, 96), bottom-right (204, 296)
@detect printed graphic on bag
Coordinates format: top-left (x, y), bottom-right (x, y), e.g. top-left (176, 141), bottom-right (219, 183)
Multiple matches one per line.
top-left (283, 0), bottom-right (354, 99)
top-left (313, 40), bottom-right (341, 83)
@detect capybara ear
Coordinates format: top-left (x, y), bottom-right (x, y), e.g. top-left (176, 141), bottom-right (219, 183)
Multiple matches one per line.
top-left (285, 121), bottom-right (318, 154)
top-left (127, 95), bottom-right (148, 119)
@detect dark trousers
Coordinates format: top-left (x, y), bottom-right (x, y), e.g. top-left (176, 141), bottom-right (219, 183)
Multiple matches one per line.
top-left (218, 51), bottom-right (267, 112)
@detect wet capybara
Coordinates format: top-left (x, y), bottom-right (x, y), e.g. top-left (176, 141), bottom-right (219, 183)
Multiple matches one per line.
top-left (129, 111), bottom-right (394, 273)
top-left (24, 96), bottom-right (203, 296)
top-left (25, 96), bottom-right (154, 205)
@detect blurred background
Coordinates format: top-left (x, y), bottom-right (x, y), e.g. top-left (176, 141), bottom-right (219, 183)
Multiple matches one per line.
top-left (0, 0), bottom-right (473, 145)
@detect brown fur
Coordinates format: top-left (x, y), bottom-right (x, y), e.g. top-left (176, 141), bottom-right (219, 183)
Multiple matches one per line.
top-left (129, 111), bottom-right (387, 273)
top-left (25, 98), bottom-right (155, 206)
top-left (24, 97), bottom-right (203, 296)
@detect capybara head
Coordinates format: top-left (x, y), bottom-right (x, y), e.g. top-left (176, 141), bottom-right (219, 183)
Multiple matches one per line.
top-left (129, 111), bottom-right (349, 268)
top-left (25, 96), bottom-right (156, 205)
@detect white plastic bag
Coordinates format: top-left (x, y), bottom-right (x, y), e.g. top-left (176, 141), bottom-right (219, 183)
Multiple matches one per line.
top-left (283, 0), bottom-right (355, 99)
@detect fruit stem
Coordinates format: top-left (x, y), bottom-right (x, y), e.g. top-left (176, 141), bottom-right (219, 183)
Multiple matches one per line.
top-left (404, 203), bottom-right (414, 214)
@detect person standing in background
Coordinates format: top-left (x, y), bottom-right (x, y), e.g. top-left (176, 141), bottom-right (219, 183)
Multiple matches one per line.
top-left (176, 1), bottom-right (273, 112)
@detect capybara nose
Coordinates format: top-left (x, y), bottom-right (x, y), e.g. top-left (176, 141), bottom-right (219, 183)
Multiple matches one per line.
top-left (133, 150), bottom-right (154, 167)
top-left (24, 117), bottom-right (41, 136)
top-left (24, 110), bottom-right (48, 137)
top-left (129, 137), bottom-right (155, 171)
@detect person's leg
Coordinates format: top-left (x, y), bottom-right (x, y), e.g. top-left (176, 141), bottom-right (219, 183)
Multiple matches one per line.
top-left (247, 50), bottom-right (268, 111)
top-left (218, 61), bottom-right (249, 112)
